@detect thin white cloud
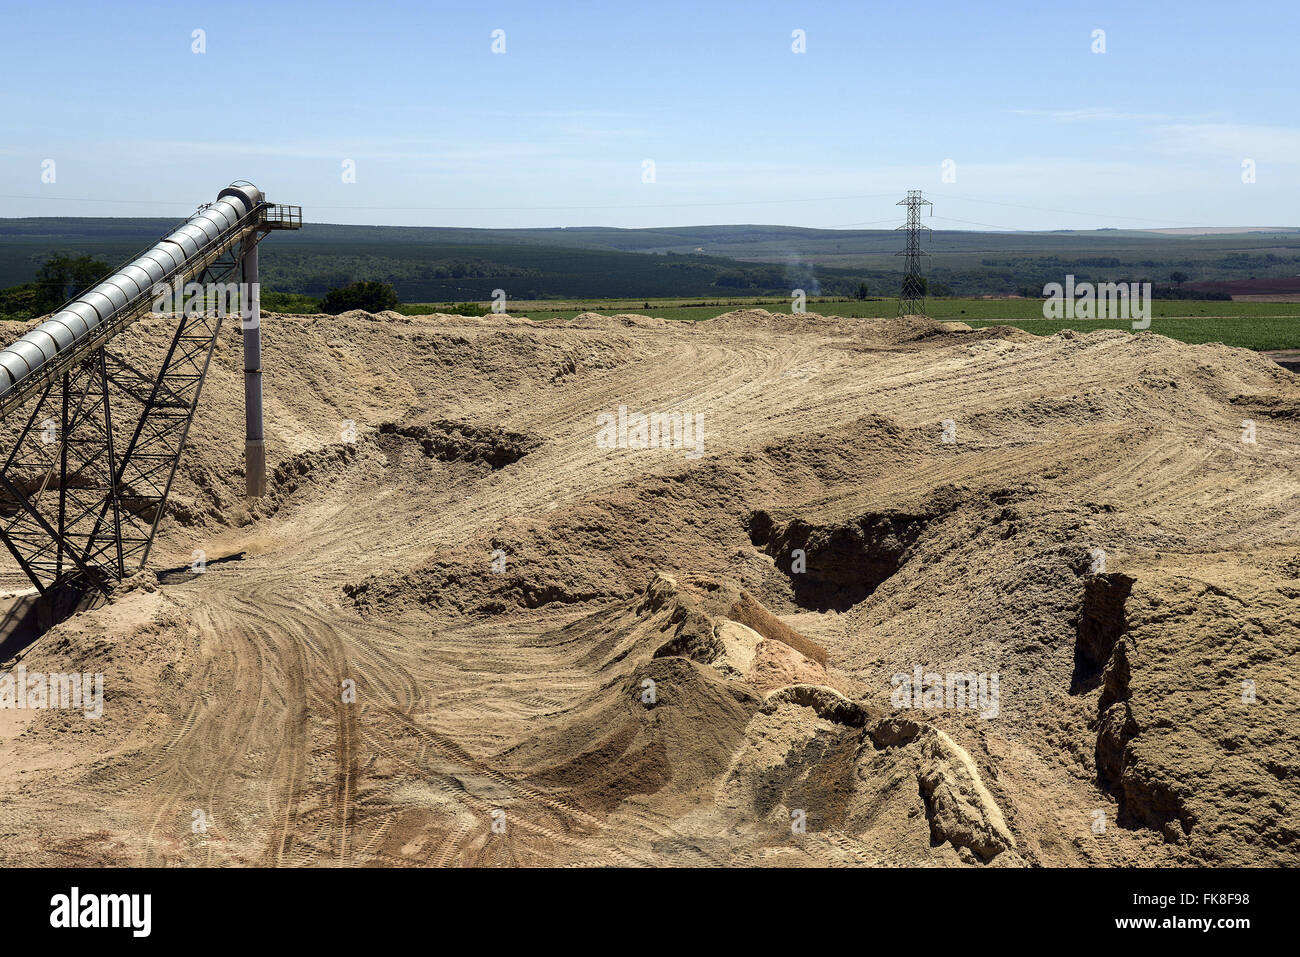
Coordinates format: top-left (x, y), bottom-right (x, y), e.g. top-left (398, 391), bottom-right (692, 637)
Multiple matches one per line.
top-left (1006, 107), bottom-right (1174, 122)
top-left (1157, 123), bottom-right (1300, 162)
top-left (1005, 109), bottom-right (1300, 164)
top-left (131, 139), bottom-right (576, 164)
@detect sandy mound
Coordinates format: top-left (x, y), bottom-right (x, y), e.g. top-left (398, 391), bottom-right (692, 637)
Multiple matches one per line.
top-left (1, 309), bottom-right (1295, 866)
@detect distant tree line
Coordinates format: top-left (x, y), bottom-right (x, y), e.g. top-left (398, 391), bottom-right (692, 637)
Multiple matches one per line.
top-left (0, 244), bottom-right (1270, 323)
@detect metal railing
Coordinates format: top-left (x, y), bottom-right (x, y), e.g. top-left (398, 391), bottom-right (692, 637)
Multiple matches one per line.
top-left (261, 204), bottom-right (302, 230)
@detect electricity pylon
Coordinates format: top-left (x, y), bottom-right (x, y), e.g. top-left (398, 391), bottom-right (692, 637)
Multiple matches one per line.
top-left (896, 190), bottom-right (932, 316)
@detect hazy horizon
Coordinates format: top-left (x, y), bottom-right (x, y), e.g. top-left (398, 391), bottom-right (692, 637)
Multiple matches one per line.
top-left (2, 216), bottom-right (1298, 236)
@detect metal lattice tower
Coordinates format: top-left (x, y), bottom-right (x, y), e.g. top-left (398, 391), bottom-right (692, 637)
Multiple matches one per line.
top-left (895, 189), bottom-right (933, 316)
top-left (0, 184), bottom-right (301, 597)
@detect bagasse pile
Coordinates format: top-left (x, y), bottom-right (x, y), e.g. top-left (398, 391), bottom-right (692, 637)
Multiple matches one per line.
top-left (1, 308), bottom-right (1296, 866)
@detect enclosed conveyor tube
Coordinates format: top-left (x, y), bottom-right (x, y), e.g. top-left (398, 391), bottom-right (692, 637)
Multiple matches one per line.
top-left (0, 183), bottom-right (265, 406)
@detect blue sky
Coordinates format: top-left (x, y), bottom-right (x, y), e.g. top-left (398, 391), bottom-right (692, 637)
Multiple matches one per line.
top-left (1, 0), bottom-right (1296, 230)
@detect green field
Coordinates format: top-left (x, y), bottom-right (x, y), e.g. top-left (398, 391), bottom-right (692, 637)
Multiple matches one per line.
top-left (959, 315), bottom-right (1300, 351)
top-left (493, 295), bottom-right (1299, 321)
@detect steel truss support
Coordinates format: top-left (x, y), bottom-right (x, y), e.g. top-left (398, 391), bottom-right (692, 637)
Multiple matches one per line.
top-left (896, 189), bottom-right (933, 317)
top-left (0, 270), bottom-right (240, 596)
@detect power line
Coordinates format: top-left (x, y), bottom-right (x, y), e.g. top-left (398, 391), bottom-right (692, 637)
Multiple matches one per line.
top-left (825, 216), bottom-right (905, 228)
top-left (926, 189), bottom-right (1278, 231)
top-left (930, 213), bottom-right (1022, 230)
top-left (4, 188), bottom-right (1292, 239)
top-left (308, 191), bottom-right (908, 212)
top-left (928, 214), bottom-right (1300, 253)
top-left (896, 190), bottom-right (932, 316)
top-left (0, 190), bottom-right (906, 214)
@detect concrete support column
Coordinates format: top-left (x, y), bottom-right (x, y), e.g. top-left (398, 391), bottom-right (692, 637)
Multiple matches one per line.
top-left (242, 241), bottom-right (266, 498)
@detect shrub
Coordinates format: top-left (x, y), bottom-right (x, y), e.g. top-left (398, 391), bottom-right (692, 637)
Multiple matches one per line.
top-left (320, 280), bottom-right (400, 315)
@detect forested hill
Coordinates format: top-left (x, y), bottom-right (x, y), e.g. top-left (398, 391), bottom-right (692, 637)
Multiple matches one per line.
top-left (1, 218), bottom-right (1297, 301)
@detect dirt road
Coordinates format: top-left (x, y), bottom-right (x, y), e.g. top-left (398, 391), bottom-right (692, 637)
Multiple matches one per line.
top-left (1, 309), bottom-right (1296, 866)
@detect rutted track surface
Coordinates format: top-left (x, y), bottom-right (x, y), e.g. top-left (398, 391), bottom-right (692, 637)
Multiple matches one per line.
top-left (1, 309), bottom-right (1296, 867)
